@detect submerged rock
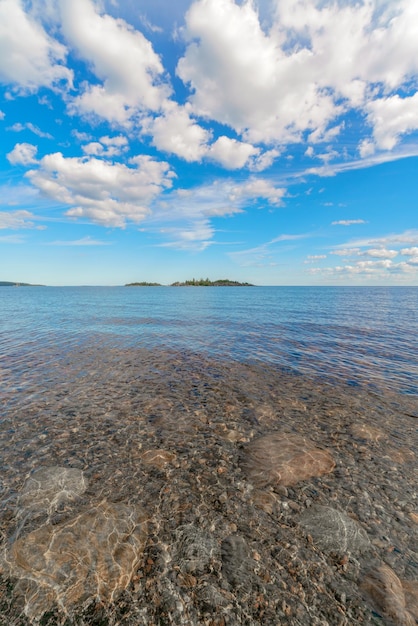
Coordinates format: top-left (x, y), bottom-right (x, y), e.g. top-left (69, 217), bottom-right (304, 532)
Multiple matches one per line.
top-left (241, 432), bottom-right (335, 488)
top-left (3, 501), bottom-right (148, 620)
top-left (221, 534), bottom-right (256, 589)
top-left (140, 448), bottom-right (177, 468)
top-left (361, 563), bottom-right (417, 626)
top-left (173, 524), bottom-right (217, 576)
top-left (17, 466), bottom-right (88, 517)
top-left (298, 505), bottom-right (370, 555)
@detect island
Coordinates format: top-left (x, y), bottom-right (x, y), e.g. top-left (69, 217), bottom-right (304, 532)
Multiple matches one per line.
top-left (125, 282), bottom-right (162, 287)
top-left (126, 279), bottom-right (254, 287)
top-left (171, 278), bottom-right (254, 286)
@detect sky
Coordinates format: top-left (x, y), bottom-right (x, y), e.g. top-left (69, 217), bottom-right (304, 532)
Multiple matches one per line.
top-left (1, 0), bottom-right (418, 286)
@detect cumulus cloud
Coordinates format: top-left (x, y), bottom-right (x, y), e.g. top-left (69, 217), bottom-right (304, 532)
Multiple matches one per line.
top-left (343, 230), bottom-right (418, 248)
top-left (208, 136), bottom-right (259, 169)
top-left (0, 0), bottom-right (72, 91)
top-left (229, 178), bottom-right (286, 205)
top-left (318, 229), bottom-right (418, 280)
top-left (313, 258), bottom-right (417, 278)
top-left (401, 247), bottom-right (418, 256)
top-left (366, 248), bottom-right (398, 258)
top-left (177, 0), bottom-right (418, 150)
top-left (144, 103), bottom-right (210, 161)
top-left (26, 152), bottom-right (175, 227)
top-left (7, 142), bottom-right (38, 165)
top-left (366, 92), bottom-right (418, 150)
top-left (0, 209), bottom-right (38, 229)
top-left (82, 135), bottom-right (129, 156)
top-left (61, 0), bottom-right (171, 124)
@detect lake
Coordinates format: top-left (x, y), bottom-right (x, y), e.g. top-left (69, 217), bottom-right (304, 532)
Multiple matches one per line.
top-left (0, 286), bottom-right (417, 625)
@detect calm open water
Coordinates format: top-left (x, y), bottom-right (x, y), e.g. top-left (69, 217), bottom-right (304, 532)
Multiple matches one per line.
top-left (1, 286), bottom-right (417, 396)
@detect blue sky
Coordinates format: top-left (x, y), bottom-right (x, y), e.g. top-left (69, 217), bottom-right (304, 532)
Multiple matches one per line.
top-left (1, 0), bottom-right (418, 286)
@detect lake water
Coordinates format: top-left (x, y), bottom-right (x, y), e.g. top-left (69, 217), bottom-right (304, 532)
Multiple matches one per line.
top-left (1, 285), bottom-right (417, 397)
top-left (0, 286), bottom-right (417, 625)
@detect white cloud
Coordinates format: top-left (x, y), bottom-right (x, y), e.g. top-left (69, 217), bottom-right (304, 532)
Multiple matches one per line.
top-left (401, 247), bottom-right (418, 256)
top-left (0, 209), bottom-right (38, 229)
top-left (304, 254), bottom-right (327, 264)
top-left (26, 152), bottom-right (175, 227)
top-left (366, 248), bottom-right (398, 258)
top-left (0, 109), bottom-right (5, 120)
top-left (0, 0), bottom-right (72, 91)
top-left (366, 92), bottom-right (418, 150)
top-left (317, 259), bottom-right (417, 277)
top-left (344, 230), bottom-right (418, 248)
top-left (144, 103), bottom-right (210, 161)
top-left (82, 142), bottom-right (104, 156)
top-left (177, 0), bottom-right (418, 150)
top-left (9, 121), bottom-right (52, 138)
top-left (331, 248), bottom-right (361, 257)
top-left (148, 176), bottom-right (287, 249)
top-left (331, 219), bottom-right (366, 226)
top-left (249, 149), bottom-right (280, 172)
top-left (229, 178), bottom-right (286, 205)
top-left (208, 136), bottom-right (259, 169)
top-left (61, 0), bottom-right (170, 124)
top-left (82, 135), bottom-right (129, 156)
top-left (7, 142), bottom-right (38, 165)
top-left (358, 138), bottom-right (375, 158)
top-left (158, 220), bottom-right (215, 251)
top-left (178, 0), bottom-right (339, 145)
top-left (48, 236), bottom-right (110, 246)
top-left (0, 234), bottom-right (26, 243)
top-left (230, 232), bottom-right (309, 266)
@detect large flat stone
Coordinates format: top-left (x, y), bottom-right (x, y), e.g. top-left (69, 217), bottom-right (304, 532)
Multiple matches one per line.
top-left (4, 501), bottom-right (147, 620)
top-left (241, 432), bottom-right (335, 488)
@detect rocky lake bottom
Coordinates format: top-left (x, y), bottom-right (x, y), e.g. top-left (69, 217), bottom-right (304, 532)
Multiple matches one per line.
top-left (0, 342), bottom-right (417, 625)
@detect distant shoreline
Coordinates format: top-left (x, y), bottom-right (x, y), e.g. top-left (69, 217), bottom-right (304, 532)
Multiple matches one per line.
top-left (0, 281), bottom-right (43, 287)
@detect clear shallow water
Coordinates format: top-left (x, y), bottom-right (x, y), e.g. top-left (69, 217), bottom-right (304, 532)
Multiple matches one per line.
top-left (1, 286), bottom-right (417, 396)
top-left (1, 286), bottom-right (418, 625)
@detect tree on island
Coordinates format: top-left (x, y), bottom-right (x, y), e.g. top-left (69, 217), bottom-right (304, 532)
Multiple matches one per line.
top-left (125, 282), bottom-right (162, 286)
top-left (170, 278), bottom-right (253, 286)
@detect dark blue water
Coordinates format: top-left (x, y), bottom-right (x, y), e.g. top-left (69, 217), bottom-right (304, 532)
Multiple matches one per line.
top-left (1, 286), bottom-right (417, 395)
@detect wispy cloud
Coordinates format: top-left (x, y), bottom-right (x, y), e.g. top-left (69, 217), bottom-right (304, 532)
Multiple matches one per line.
top-left (8, 122), bottom-right (53, 139)
top-left (47, 236), bottom-right (111, 246)
top-left (331, 219), bottom-right (367, 226)
top-left (0, 234), bottom-right (26, 244)
top-left (230, 233), bottom-right (310, 266)
top-left (335, 230), bottom-right (418, 249)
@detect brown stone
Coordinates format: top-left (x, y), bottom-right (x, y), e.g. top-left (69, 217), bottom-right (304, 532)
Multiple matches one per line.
top-left (252, 490), bottom-right (278, 514)
top-left (241, 432), bottom-right (335, 488)
top-left (5, 501), bottom-right (148, 619)
top-left (402, 580), bottom-right (418, 621)
top-left (409, 512), bottom-right (418, 524)
top-left (361, 563), bottom-right (416, 626)
top-left (350, 423), bottom-right (386, 442)
top-left (140, 449), bottom-right (177, 468)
